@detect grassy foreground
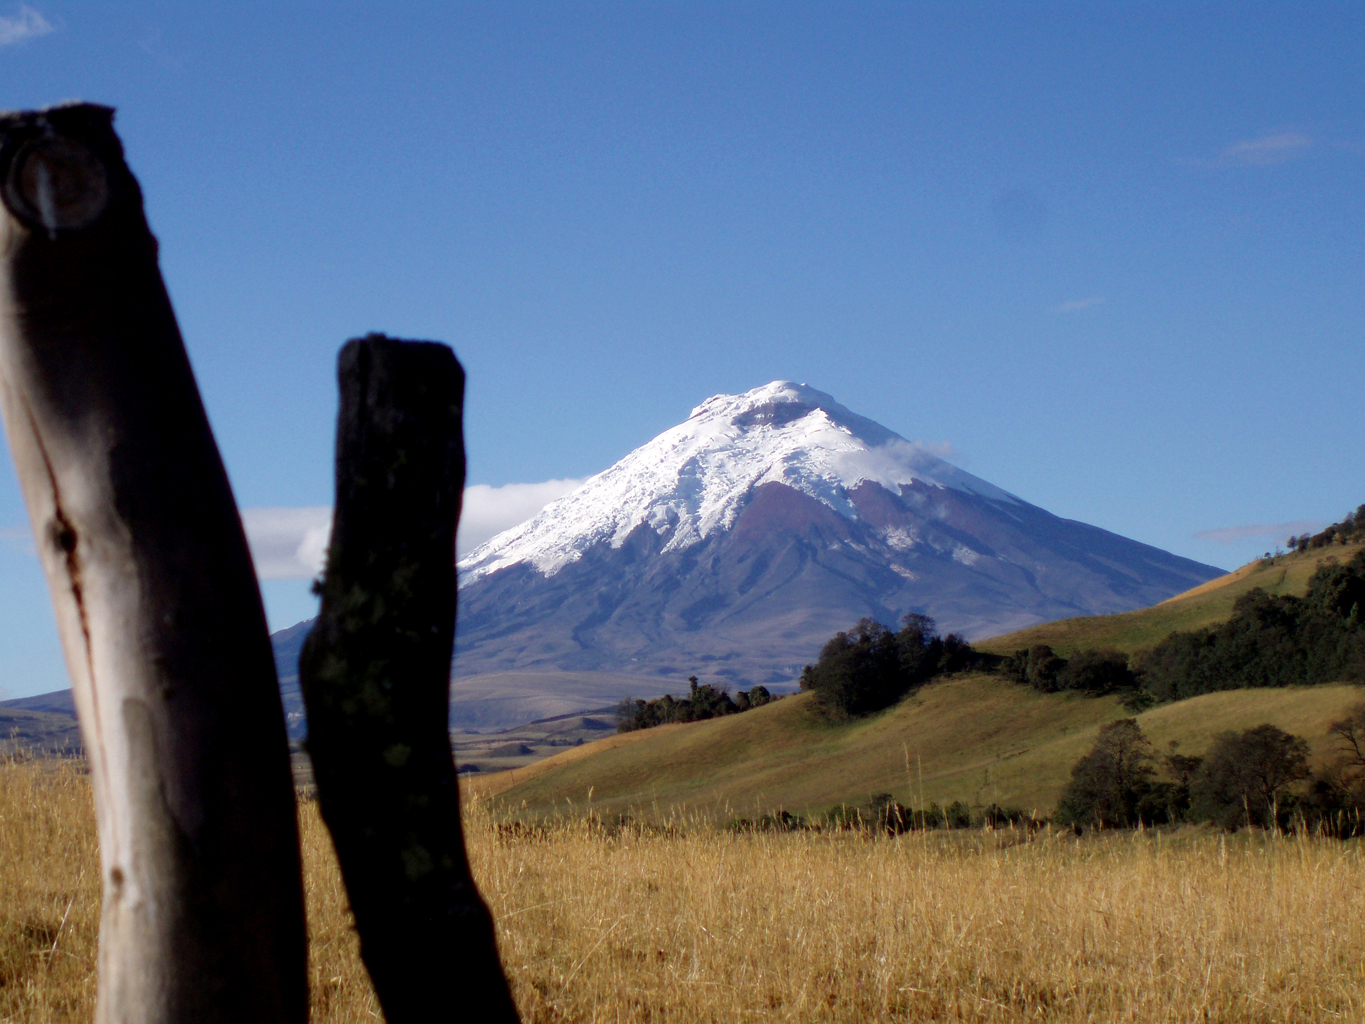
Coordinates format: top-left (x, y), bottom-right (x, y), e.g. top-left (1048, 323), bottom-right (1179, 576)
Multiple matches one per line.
top-left (5, 757), bottom-right (1365, 1023)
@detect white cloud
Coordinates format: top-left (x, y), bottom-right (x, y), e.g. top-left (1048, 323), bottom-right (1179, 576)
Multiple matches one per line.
top-left (1181, 133), bottom-right (1315, 169)
top-left (241, 506), bottom-right (333, 581)
top-left (0, 6), bottom-right (52, 46)
top-left (1052, 296), bottom-right (1106, 313)
top-left (239, 477), bottom-right (585, 581)
top-left (459, 478), bottom-right (585, 552)
top-left (908, 439), bottom-right (958, 461)
top-left (1193, 520), bottom-right (1326, 545)
top-left (1219, 132), bottom-right (1313, 166)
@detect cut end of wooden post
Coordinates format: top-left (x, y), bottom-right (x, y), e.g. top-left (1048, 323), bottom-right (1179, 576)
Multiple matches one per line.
top-left (0, 104), bottom-right (119, 239)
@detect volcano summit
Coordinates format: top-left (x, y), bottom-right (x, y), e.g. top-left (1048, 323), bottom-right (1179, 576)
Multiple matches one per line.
top-left (452, 382), bottom-right (1221, 692)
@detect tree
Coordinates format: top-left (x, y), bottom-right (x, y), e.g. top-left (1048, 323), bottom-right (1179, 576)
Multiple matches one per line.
top-left (1305, 556), bottom-right (1365, 621)
top-left (1001, 645), bottom-right (1065, 692)
top-left (800, 615), bottom-right (984, 718)
top-left (799, 618), bottom-right (902, 717)
top-left (1161, 749), bottom-right (1204, 822)
top-left (1328, 702), bottom-right (1365, 775)
top-left (1056, 719), bottom-right (1157, 829)
top-left (1190, 725), bottom-right (1311, 830)
top-left (1057, 649), bottom-right (1134, 694)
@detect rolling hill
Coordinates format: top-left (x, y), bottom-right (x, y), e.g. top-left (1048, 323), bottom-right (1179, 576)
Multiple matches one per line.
top-left (976, 543), bottom-right (1364, 657)
top-left (467, 678), bottom-right (1365, 820)
top-left (467, 545), bottom-right (1365, 819)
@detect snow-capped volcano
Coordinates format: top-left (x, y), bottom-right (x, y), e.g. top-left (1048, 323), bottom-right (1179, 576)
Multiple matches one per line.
top-left (452, 381), bottom-right (1221, 693)
top-left (459, 382), bottom-right (1016, 582)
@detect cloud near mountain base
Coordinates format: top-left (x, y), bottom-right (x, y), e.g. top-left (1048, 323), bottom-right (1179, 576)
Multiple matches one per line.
top-left (240, 477), bottom-right (585, 580)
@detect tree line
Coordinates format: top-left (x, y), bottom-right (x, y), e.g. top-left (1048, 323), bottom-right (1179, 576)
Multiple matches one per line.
top-left (1287, 504), bottom-right (1365, 553)
top-left (1136, 550), bottom-right (1365, 702)
top-left (1056, 709), bottom-right (1365, 835)
top-left (1000, 549), bottom-right (1365, 709)
top-left (797, 614), bottom-right (987, 717)
top-left (616, 676), bottom-right (774, 732)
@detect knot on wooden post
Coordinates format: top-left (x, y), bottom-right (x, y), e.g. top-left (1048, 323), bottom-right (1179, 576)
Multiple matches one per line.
top-left (0, 104), bottom-right (116, 238)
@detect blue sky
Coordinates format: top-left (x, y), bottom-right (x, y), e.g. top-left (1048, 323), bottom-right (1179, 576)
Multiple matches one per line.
top-left (0, 2), bottom-right (1362, 697)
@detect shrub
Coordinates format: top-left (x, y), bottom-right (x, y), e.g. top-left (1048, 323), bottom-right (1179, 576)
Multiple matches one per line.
top-left (1001, 646), bottom-right (1137, 696)
top-left (734, 685), bottom-right (772, 712)
top-left (943, 800), bottom-right (974, 829)
top-left (817, 797), bottom-right (1032, 833)
top-left (800, 615), bottom-right (985, 718)
top-left (1189, 725), bottom-right (1311, 830)
top-left (725, 810), bottom-right (806, 833)
top-left (1055, 719), bottom-right (1158, 829)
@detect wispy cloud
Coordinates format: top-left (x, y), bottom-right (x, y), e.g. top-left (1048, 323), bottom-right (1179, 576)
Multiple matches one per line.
top-left (1193, 520), bottom-right (1326, 545)
top-left (240, 477), bottom-right (587, 580)
top-left (907, 439), bottom-right (958, 461)
top-left (1052, 297), bottom-right (1105, 314)
top-left (0, 6), bottom-right (53, 47)
top-left (1221, 132), bottom-right (1313, 166)
top-left (1183, 132), bottom-right (1314, 169)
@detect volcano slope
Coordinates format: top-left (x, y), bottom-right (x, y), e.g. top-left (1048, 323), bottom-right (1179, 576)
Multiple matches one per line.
top-left (465, 546), bottom-right (1365, 819)
top-left (454, 382), bottom-right (1221, 692)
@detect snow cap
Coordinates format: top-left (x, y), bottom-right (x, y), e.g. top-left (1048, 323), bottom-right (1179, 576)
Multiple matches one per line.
top-left (458, 381), bottom-right (1018, 581)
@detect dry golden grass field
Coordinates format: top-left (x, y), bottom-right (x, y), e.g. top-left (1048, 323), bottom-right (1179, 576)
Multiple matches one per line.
top-left (5, 755), bottom-right (1365, 1023)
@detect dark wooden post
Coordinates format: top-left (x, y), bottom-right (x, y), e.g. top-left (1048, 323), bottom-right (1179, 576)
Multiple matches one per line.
top-left (0, 104), bottom-right (307, 1022)
top-left (300, 335), bottom-right (519, 1022)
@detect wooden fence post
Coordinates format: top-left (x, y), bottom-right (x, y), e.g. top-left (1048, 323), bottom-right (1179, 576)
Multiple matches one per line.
top-left (0, 104), bottom-right (307, 1022)
top-left (300, 334), bottom-right (520, 1022)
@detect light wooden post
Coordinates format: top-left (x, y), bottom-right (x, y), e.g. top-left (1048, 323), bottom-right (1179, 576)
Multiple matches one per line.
top-left (0, 104), bottom-right (307, 1022)
top-left (301, 335), bottom-right (520, 1022)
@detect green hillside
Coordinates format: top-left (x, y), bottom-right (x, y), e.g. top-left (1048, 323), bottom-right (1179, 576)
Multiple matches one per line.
top-left (977, 543), bottom-right (1364, 658)
top-left (470, 545), bottom-right (1365, 820)
top-left (468, 676), bottom-right (1365, 820)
